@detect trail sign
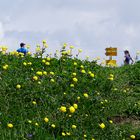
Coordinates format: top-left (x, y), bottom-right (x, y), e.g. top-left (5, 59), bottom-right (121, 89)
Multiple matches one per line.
top-left (105, 47), bottom-right (117, 56)
top-left (105, 47), bottom-right (117, 66)
top-left (106, 60), bottom-right (117, 65)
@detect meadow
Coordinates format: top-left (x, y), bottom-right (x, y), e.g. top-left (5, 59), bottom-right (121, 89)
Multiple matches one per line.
top-left (0, 43), bottom-right (140, 140)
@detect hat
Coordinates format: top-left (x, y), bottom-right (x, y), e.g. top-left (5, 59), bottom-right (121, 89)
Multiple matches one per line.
top-left (20, 42), bottom-right (26, 47)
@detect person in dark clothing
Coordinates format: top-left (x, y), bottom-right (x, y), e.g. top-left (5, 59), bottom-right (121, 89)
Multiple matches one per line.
top-left (17, 43), bottom-right (28, 55)
top-left (124, 50), bottom-right (134, 65)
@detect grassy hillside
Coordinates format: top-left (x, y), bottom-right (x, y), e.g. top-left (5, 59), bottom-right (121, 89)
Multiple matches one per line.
top-left (0, 50), bottom-right (140, 140)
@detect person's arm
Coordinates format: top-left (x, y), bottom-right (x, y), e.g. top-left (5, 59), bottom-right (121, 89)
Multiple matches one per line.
top-left (17, 48), bottom-right (20, 52)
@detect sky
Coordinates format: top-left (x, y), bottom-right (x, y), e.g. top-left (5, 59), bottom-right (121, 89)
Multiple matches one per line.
top-left (0, 0), bottom-right (140, 65)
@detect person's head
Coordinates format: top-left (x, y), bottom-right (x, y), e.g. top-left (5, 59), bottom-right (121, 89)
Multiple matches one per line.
top-left (124, 50), bottom-right (130, 55)
top-left (20, 43), bottom-right (26, 48)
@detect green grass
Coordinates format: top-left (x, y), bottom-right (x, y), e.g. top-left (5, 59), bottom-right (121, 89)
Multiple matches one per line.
top-left (0, 52), bottom-right (140, 140)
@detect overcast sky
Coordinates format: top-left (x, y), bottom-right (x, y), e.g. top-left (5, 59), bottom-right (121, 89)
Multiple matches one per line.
top-left (0, 0), bottom-right (140, 65)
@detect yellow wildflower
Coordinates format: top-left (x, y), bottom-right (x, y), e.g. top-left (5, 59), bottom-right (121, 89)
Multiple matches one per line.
top-left (72, 125), bottom-right (77, 129)
top-left (32, 101), bottom-right (37, 105)
top-left (44, 117), bottom-right (49, 123)
top-left (36, 71), bottom-right (43, 76)
top-left (99, 123), bottom-right (105, 129)
top-left (73, 104), bottom-right (78, 109)
top-left (130, 135), bottom-right (136, 139)
top-left (51, 124), bottom-right (55, 128)
top-left (33, 76), bottom-right (38, 81)
top-left (83, 93), bottom-right (89, 98)
top-left (7, 123), bottom-right (13, 128)
top-left (81, 69), bottom-right (86, 74)
top-left (62, 132), bottom-right (66, 136)
top-left (72, 73), bottom-right (77, 76)
top-left (70, 84), bottom-right (74, 87)
top-left (16, 84), bottom-right (21, 89)
top-left (73, 77), bottom-right (78, 82)
top-left (60, 106), bottom-right (67, 112)
top-left (45, 62), bottom-right (50, 65)
top-left (69, 106), bottom-right (75, 113)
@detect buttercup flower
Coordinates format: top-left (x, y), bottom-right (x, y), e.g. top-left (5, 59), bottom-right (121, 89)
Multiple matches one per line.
top-left (60, 106), bottom-right (67, 112)
top-left (70, 84), bottom-right (74, 87)
top-left (66, 132), bottom-right (71, 136)
top-left (32, 101), bottom-right (37, 105)
top-left (44, 117), bottom-right (49, 123)
top-left (72, 73), bottom-right (77, 76)
top-left (23, 62), bottom-right (27, 66)
top-left (35, 122), bottom-right (39, 126)
top-left (69, 106), bottom-right (75, 113)
top-left (90, 73), bottom-right (95, 78)
top-left (36, 71), bottom-right (43, 76)
top-left (62, 132), bottom-right (66, 136)
top-left (74, 62), bottom-right (77, 66)
top-left (51, 124), bottom-right (55, 128)
top-left (7, 123), bottom-right (13, 128)
top-left (73, 77), bottom-right (78, 82)
top-left (45, 62), bottom-right (50, 66)
top-left (33, 76), bottom-right (38, 81)
top-left (16, 84), bottom-right (21, 89)
top-left (130, 135), bottom-right (135, 139)
top-left (42, 59), bottom-right (46, 63)
top-left (81, 69), bottom-right (86, 74)
top-left (83, 93), bottom-right (89, 98)
top-left (73, 104), bottom-right (78, 109)
top-left (50, 79), bottom-right (55, 82)
top-left (3, 64), bottom-right (8, 70)
top-left (28, 120), bottom-right (32, 124)
top-left (43, 71), bottom-right (47, 75)
top-left (72, 125), bottom-right (77, 129)
top-left (109, 120), bottom-right (113, 124)
top-left (99, 123), bottom-right (105, 129)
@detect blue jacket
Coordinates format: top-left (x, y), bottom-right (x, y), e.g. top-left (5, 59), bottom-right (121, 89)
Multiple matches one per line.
top-left (17, 48), bottom-right (28, 55)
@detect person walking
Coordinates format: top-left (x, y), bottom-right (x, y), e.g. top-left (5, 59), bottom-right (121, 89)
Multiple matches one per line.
top-left (124, 50), bottom-right (134, 65)
top-left (17, 43), bottom-right (28, 55)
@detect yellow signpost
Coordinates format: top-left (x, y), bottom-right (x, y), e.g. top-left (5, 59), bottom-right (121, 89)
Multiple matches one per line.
top-left (105, 47), bottom-right (117, 66)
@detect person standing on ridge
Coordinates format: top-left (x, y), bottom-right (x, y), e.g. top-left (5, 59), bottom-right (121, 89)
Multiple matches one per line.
top-left (17, 43), bottom-right (28, 55)
top-left (124, 50), bottom-right (134, 65)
